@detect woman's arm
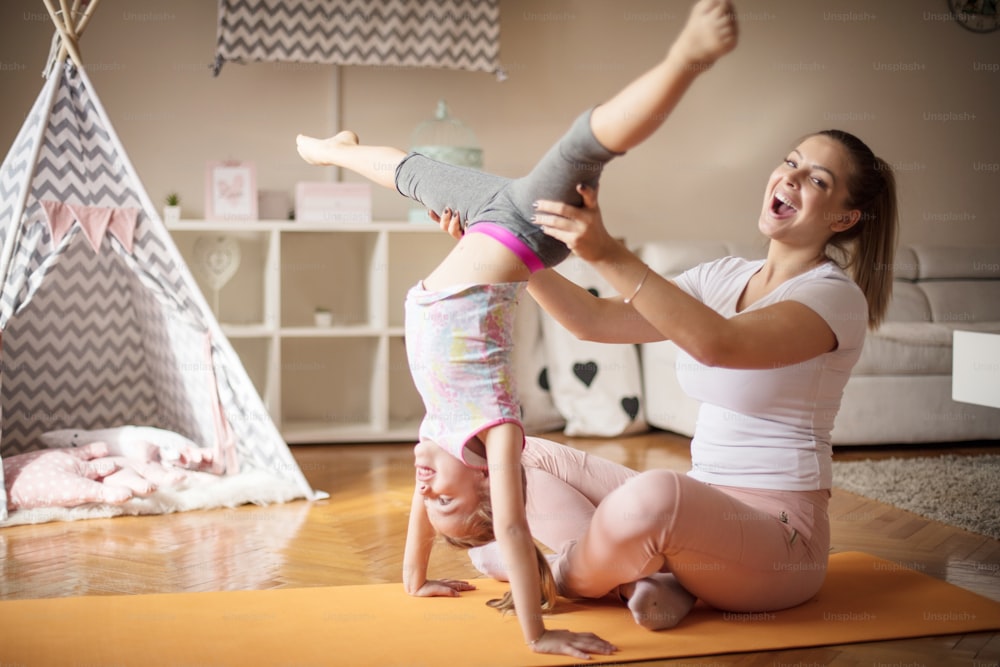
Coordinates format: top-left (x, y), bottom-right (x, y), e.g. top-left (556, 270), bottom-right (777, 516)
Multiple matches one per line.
top-left (523, 185), bottom-right (665, 344)
top-left (432, 205), bottom-right (665, 345)
top-left (533, 185), bottom-right (838, 369)
top-left (528, 268), bottom-right (667, 344)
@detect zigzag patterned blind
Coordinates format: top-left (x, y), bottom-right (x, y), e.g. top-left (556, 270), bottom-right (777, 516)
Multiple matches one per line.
top-left (213, 0), bottom-right (500, 75)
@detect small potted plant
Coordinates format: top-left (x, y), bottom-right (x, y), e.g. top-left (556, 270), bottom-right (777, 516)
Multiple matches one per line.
top-left (163, 192), bottom-right (181, 224)
top-left (313, 307), bottom-right (333, 327)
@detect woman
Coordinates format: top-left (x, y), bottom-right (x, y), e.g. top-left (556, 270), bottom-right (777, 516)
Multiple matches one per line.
top-left (438, 127), bottom-right (898, 620)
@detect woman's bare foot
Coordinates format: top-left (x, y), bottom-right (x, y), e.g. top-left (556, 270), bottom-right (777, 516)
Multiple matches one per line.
top-left (295, 130), bottom-right (360, 166)
top-left (672, 0), bottom-right (738, 68)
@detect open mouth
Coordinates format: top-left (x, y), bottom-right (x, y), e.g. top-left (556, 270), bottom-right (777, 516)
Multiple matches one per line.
top-left (771, 191), bottom-right (798, 218)
top-left (415, 465), bottom-right (434, 482)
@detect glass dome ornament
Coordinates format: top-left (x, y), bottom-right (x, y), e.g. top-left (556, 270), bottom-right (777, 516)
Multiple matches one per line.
top-left (408, 100), bottom-right (483, 222)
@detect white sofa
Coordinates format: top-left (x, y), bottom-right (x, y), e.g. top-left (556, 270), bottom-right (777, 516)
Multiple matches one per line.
top-left (638, 241), bottom-right (1000, 446)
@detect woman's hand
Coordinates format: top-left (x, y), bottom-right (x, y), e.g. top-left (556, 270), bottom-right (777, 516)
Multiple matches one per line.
top-left (532, 184), bottom-right (618, 263)
top-left (530, 629), bottom-right (619, 660)
top-left (428, 207), bottom-right (464, 241)
top-left (410, 578), bottom-right (477, 597)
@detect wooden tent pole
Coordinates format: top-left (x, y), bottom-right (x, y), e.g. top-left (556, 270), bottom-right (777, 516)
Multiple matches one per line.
top-left (55, 0), bottom-right (101, 66)
top-left (59, 0), bottom-right (76, 38)
top-left (41, 0), bottom-right (85, 71)
top-left (74, 0), bottom-right (101, 37)
top-left (43, 0), bottom-right (102, 77)
top-left (57, 0), bottom-right (79, 68)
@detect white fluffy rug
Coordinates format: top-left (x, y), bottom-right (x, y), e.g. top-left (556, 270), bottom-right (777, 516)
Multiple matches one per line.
top-left (832, 454), bottom-right (1000, 540)
top-left (1, 469), bottom-right (309, 527)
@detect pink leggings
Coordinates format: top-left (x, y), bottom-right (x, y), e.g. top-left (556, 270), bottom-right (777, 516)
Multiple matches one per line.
top-left (556, 469), bottom-right (831, 612)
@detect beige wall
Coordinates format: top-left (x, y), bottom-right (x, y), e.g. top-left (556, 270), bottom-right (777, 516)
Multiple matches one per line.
top-left (1, 0), bottom-right (998, 247)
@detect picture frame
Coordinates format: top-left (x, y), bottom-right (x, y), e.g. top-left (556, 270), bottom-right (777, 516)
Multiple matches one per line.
top-left (205, 161), bottom-right (258, 221)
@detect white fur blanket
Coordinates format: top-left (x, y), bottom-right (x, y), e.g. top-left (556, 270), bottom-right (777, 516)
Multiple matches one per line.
top-left (1, 469), bottom-right (308, 527)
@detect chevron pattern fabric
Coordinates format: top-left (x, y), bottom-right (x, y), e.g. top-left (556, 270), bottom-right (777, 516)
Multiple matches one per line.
top-left (0, 63), bottom-right (314, 519)
top-left (214, 0), bottom-right (500, 75)
top-left (0, 74), bottom-right (56, 323)
top-left (1, 234), bottom-right (160, 456)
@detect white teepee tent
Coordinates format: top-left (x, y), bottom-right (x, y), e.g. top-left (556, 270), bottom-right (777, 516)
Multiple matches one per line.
top-left (0, 0), bottom-right (318, 522)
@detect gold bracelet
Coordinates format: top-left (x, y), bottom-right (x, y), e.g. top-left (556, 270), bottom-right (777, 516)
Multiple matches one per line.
top-left (623, 265), bottom-right (651, 305)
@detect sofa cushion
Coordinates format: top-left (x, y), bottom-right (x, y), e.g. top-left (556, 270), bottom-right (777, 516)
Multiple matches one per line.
top-left (893, 246), bottom-right (919, 281)
top-left (885, 281), bottom-right (932, 322)
top-left (831, 373), bottom-right (1000, 445)
top-left (855, 322), bottom-right (953, 376)
top-left (912, 245), bottom-right (1000, 280)
top-left (921, 281), bottom-right (1000, 323)
top-left (854, 321), bottom-right (1000, 376)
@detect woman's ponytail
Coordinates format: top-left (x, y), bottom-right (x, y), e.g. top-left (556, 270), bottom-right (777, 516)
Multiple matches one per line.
top-left (817, 130), bottom-right (899, 329)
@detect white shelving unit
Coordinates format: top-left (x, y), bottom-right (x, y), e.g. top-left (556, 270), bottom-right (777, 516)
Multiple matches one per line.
top-left (167, 220), bottom-right (455, 444)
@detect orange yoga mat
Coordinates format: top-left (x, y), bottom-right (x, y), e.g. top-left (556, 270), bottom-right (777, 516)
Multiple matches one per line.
top-left (1, 552), bottom-right (998, 667)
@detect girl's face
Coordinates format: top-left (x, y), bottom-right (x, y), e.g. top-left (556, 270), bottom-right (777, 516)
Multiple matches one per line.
top-left (413, 439), bottom-right (486, 537)
top-left (759, 134), bottom-right (861, 247)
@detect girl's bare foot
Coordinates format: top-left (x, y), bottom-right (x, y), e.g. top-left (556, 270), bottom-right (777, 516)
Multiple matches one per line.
top-left (672, 0), bottom-right (738, 68)
top-left (296, 130), bottom-right (360, 166)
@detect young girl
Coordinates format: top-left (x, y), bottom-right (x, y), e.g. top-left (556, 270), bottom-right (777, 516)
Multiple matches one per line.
top-left (297, 0), bottom-right (737, 657)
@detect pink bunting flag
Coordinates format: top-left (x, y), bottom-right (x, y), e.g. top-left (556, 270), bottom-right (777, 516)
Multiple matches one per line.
top-left (106, 207), bottom-right (137, 253)
top-left (68, 203), bottom-right (113, 253)
top-left (39, 200), bottom-right (139, 253)
top-left (39, 200), bottom-right (75, 247)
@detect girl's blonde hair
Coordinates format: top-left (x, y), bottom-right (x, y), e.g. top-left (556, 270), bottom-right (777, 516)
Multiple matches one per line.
top-left (442, 467), bottom-right (559, 614)
top-left (816, 129), bottom-right (899, 329)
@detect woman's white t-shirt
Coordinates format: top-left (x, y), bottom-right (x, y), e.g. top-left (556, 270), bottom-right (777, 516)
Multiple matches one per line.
top-left (672, 257), bottom-right (867, 491)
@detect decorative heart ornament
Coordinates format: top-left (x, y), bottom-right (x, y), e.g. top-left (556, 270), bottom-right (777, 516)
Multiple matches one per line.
top-left (193, 235), bottom-right (241, 291)
top-left (572, 361), bottom-right (598, 387)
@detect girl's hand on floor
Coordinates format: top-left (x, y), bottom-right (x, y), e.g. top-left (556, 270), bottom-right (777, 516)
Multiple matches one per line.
top-left (530, 629), bottom-right (619, 660)
top-left (412, 579), bottom-right (477, 597)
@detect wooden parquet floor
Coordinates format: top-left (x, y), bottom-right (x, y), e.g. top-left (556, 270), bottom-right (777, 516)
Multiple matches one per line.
top-left (2, 430), bottom-right (999, 666)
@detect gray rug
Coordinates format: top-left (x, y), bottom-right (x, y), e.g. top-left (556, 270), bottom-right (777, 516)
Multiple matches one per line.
top-left (832, 454), bottom-right (1000, 541)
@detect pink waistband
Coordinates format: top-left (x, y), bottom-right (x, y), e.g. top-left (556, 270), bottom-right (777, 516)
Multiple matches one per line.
top-left (466, 222), bottom-right (545, 274)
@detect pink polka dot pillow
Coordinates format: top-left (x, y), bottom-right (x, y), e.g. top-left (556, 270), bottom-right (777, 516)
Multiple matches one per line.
top-left (3, 443), bottom-right (133, 511)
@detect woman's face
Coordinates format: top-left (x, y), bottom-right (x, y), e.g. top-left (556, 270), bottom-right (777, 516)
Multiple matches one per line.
top-left (759, 134), bottom-right (861, 246)
top-left (413, 439), bottom-right (485, 537)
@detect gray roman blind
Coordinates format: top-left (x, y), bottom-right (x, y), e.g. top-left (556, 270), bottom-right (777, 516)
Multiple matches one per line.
top-left (214, 0), bottom-right (501, 75)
